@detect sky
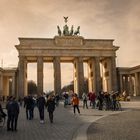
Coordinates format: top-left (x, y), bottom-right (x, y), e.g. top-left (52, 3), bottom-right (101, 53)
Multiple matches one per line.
top-left (0, 0), bottom-right (140, 91)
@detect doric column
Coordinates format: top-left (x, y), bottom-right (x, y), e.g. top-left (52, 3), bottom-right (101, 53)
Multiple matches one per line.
top-left (129, 75), bottom-right (133, 96)
top-left (3, 77), bottom-right (9, 97)
top-left (87, 59), bottom-right (93, 92)
top-left (138, 73), bottom-right (140, 96)
top-left (87, 58), bottom-right (96, 93)
top-left (12, 75), bottom-right (16, 96)
top-left (124, 75), bottom-right (129, 95)
top-left (135, 72), bottom-right (140, 96)
top-left (0, 75), bottom-right (3, 96)
top-left (18, 56), bottom-right (27, 98)
top-left (94, 57), bottom-right (102, 94)
top-left (53, 57), bottom-right (61, 95)
top-left (74, 57), bottom-right (84, 97)
top-left (119, 74), bottom-right (123, 94)
top-left (37, 57), bottom-right (44, 94)
top-left (110, 57), bottom-right (118, 92)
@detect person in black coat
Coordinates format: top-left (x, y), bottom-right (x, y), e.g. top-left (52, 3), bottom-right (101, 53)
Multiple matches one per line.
top-left (46, 95), bottom-right (56, 123)
top-left (24, 95), bottom-right (34, 120)
top-left (6, 96), bottom-right (19, 131)
top-left (37, 94), bottom-right (46, 123)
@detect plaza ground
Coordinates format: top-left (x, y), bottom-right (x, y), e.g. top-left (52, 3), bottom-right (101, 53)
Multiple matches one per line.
top-left (0, 97), bottom-right (140, 140)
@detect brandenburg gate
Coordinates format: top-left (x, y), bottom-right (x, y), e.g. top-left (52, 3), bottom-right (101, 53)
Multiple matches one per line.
top-left (15, 18), bottom-right (119, 98)
top-left (15, 36), bottom-right (119, 97)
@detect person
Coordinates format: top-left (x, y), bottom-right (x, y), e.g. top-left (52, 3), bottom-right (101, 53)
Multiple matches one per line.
top-left (18, 97), bottom-right (23, 107)
top-left (88, 92), bottom-right (92, 106)
top-left (90, 92), bottom-right (96, 109)
top-left (55, 94), bottom-right (60, 107)
top-left (0, 103), bottom-right (7, 122)
top-left (24, 95), bottom-right (34, 120)
top-left (82, 93), bottom-right (88, 109)
top-left (71, 93), bottom-right (80, 114)
top-left (97, 91), bottom-right (104, 110)
top-left (37, 94), bottom-right (46, 124)
top-left (6, 96), bottom-right (19, 131)
top-left (63, 92), bottom-right (69, 107)
top-left (46, 95), bottom-right (56, 123)
top-left (111, 92), bottom-right (117, 110)
top-left (122, 91), bottom-right (127, 101)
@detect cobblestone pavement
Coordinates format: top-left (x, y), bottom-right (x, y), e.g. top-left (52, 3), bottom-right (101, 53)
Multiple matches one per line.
top-left (0, 102), bottom-right (83, 140)
top-left (87, 109), bottom-right (140, 140)
top-left (0, 101), bottom-right (122, 140)
top-left (0, 99), bottom-right (140, 140)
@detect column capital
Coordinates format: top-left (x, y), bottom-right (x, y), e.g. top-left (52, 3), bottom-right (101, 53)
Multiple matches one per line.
top-left (19, 56), bottom-right (26, 61)
top-left (53, 56), bottom-right (60, 60)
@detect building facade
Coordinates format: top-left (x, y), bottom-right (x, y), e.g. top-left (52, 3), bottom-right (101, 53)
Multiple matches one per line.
top-left (0, 67), bottom-right (17, 99)
top-left (117, 66), bottom-right (140, 96)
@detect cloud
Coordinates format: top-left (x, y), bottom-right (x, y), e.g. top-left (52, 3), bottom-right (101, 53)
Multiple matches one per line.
top-left (0, 0), bottom-right (140, 90)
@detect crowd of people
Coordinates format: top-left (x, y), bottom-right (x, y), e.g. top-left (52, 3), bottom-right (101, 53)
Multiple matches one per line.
top-left (0, 93), bottom-right (57, 132)
top-left (0, 90), bottom-right (122, 132)
top-left (63, 90), bottom-right (121, 111)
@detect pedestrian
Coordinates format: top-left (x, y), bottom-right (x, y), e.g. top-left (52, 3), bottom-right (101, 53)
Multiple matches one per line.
top-left (90, 92), bottom-right (96, 109)
top-left (63, 92), bottom-right (69, 107)
top-left (55, 94), bottom-right (60, 107)
top-left (37, 93), bottom-right (46, 124)
top-left (24, 95), bottom-right (34, 120)
top-left (6, 96), bottom-right (19, 131)
top-left (46, 95), bottom-right (56, 123)
top-left (18, 97), bottom-right (23, 107)
top-left (82, 93), bottom-right (88, 109)
top-left (111, 92), bottom-right (117, 111)
top-left (88, 92), bottom-right (92, 106)
top-left (71, 93), bottom-right (80, 114)
top-left (97, 91), bottom-right (104, 110)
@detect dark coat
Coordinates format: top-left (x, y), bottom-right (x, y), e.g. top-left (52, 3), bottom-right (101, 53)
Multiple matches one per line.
top-left (37, 96), bottom-right (46, 109)
top-left (24, 96), bottom-right (34, 109)
top-left (6, 100), bottom-right (19, 116)
top-left (46, 99), bottom-right (55, 112)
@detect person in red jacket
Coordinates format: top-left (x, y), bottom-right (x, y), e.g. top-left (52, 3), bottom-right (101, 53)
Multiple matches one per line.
top-left (90, 92), bottom-right (96, 108)
top-left (71, 93), bottom-right (80, 114)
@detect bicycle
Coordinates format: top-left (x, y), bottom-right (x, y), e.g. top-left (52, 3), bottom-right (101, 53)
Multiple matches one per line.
top-left (0, 115), bottom-right (6, 128)
top-left (0, 107), bottom-right (7, 128)
top-left (115, 100), bottom-right (122, 111)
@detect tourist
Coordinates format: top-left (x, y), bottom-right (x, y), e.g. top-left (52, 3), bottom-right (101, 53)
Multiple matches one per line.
top-left (82, 93), bottom-right (88, 109)
top-left (71, 93), bottom-right (80, 114)
top-left (37, 93), bottom-right (46, 124)
top-left (111, 92), bottom-right (117, 111)
top-left (90, 92), bottom-right (96, 109)
top-left (46, 95), bottom-right (56, 123)
top-left (6, 96), bottom-right (19, 131)
top-left (88, 92), bottom-right (92, 106)
top-left (24, 95), bottom-right (34, 120)
top-left (97, 91), bottom-right (104, 110)
top-left (55, 94), bottom-right (60, 107)
top-left (63, 92), bottom-right (69, 107)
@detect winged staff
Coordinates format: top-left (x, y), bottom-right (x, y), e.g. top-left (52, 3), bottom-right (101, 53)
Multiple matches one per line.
top-left (63, 16), bottom-right (68, 23)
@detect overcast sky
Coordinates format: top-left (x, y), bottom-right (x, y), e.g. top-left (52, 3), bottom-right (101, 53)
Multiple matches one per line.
top-left (0, 0), bottom-right (140, 91)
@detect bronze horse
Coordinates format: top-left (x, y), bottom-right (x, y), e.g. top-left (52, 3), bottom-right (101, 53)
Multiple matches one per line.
top-left (74, 26), bottom-right (80, 35)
